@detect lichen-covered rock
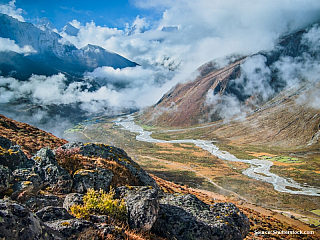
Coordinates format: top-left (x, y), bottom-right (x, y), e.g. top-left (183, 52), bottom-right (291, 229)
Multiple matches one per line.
top-left (116, 186), bottom-right (159, 231)
top-left (63, 193), bottom-right (84, 211)
top-left (152, 194), bottom-right (249, 240)
top-left (0, 137), bottom-right (29, 170)
top-left (72, 168), bottom-right (113, 193)
top-left (36, 206), bottom-right (75, 222)
top-left (0, 165), bottom-right (11, 193)
top-left (45, 219), bottom-right (94, 239)
top-left (33, 148), bottom-right (73, 194)
top-left (23, 194), bottom-right (64, 212)
top-left (0, 199), bottom-right (64, 240)
top-left (12, 168), bottom-right (43, 196)
top-left (61, 142), bottom-right (159, 190)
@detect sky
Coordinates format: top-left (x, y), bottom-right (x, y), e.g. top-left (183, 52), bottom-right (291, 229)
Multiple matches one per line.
top-left (0, 0), bottom-right (162, 29)
top-left (1, 0), bottom-right (320, 135)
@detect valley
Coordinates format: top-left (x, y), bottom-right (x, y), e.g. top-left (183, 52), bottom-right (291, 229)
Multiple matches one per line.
top-left (64, 114), bottom-right (320, 235)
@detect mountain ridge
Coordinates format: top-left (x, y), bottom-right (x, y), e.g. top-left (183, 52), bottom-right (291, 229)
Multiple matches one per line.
top-left (0, 13), bottom-right (137, 80)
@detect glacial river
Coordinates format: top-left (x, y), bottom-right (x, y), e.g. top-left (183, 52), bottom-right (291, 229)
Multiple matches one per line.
top-left (115, 115), bottom-right (320, 196)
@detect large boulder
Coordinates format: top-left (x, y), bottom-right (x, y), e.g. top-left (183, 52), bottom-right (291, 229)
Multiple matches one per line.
top-left (116, 186), bottom-right (159, 231)
top-left (36, 206), bottom-right (75, 222)
top-left (63, 193), bottom-right (84, 211)
top-left (12, 168), bottom-right (43, 196)
top-left (23, 194), bottom-right (64, 212)
top-left (0, 199), bottom-right (64, 240)
top-left (72, 168), bottom-right (113, 193)
top-left (61, 142), bottom-right (159, 190)
top-left (45, 219), bottom-right (95, 239)
top-left (33, 148), bottom-right (73, 194)
top-left (151, 194), bottom-right (250, 240)
top-left (0, 137), bottom-right (29, 170)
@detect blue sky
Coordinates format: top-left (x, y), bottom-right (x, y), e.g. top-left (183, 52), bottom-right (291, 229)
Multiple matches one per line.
top-left (0, 0), bottom-right (162, 29)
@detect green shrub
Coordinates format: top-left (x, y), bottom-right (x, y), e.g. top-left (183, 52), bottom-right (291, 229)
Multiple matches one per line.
top-left (70, 188), bottom-right (127, 222)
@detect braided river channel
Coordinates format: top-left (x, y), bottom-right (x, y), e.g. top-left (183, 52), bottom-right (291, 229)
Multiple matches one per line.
top-left (115, 115), bottom-right (320, 196)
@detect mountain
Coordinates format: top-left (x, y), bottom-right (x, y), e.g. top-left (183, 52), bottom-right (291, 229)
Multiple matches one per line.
top-left (60, 22), bottom-right (79, 36)
top-left (0, 13), bottom-right (137, 80)
top-left (36, 17), bottom-right (57, 32)
top-left (140, 22), bottom-right (320, 149)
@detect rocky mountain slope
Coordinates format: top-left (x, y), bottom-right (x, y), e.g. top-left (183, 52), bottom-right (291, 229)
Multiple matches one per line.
top-left (0, 13), bottom-right (137, 80)
top-left (0, 115), bottom-right (252, 240)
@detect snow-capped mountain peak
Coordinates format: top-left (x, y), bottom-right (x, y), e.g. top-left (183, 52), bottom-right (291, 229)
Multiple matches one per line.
top-left (61, 22), bottom-right (79, 36)
top-left (36, 17), bottom-right (57, 32)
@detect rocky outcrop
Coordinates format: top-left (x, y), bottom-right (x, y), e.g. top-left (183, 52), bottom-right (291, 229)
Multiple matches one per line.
top-left (0, 199), bottom-right (64, 240)
top-left (0, 135), bottom-right (250, 239)
top-left (24, 194), bottom-right (64, 212)
top-left (36, 206), bottom-right (75, 222)
top-left (60, 142), bottom-right (159, 190)
top-left (152, 194), bottom-right (250, 240)
top-left (0, 137), bottom-right (29, 170)
top-left (33, 148), bottom-right (73, 194)
top-left (116, 186), bottom-right (159, 231)
top-left (45, 219), bottom-right (95, 239)
top-left (72, 168), bottom-right (113, 193)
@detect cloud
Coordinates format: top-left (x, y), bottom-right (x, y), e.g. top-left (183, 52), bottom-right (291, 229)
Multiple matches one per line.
top-left (60, 21), bottom-right (123, 50)
top-left (0, 64), bottom-right (176, 112)
top-left (0, 37), bottom-right (36, 53)
top-left (205, 22), bottom-right (320, 120)
top-left (58, 0), bottom-right (320, 87)
top-left (0, 0), bottom-right (25, 21)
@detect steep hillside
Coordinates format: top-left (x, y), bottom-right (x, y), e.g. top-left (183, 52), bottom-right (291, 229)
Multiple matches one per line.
top-left (141, 58), bottom-right (244, 126)
top-left (209, 80), bottom-right (320, 149)
top-left (0, 114), bottom-right (67, 157)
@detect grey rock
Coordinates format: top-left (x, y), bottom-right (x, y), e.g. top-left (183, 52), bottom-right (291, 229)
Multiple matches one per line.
top-left (61, 142), bottom-right (159, 190)
top-left (117, 186), bottom-right (159, 231)
top-left (0, 165), bottom-right (11, 193)
top-left (72, 168), bottom-right (113, 193)
top-left (0, 138), bottom-right (28, 171)
top-left (12, 168), bottom-right (43, 195)
top-left (36, 206), bottom-right (74, 222)
top-left (63, 193), bottom-right (84, 211)
top-left (23, 194), bottom-right (64, 212)
top-left (33, 148), bottom-right (73, 194)
top-left (151, 193), bottom-right (250, 240)
top-left (45, 218), bottom-right (94, 239)
top-left (0, 199), bottom-right (64, 240)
